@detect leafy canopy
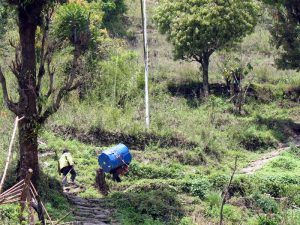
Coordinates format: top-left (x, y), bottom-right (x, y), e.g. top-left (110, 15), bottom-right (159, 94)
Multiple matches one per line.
top-left (53, 2), bottom-right (90, 44)
top-left (154, 0), bottom-right (259, 61)
top-left (266, 0), bottom-right (300, 70)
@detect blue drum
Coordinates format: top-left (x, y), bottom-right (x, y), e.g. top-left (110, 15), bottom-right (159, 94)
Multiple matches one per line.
top-left (98, 144), bottom-right (132, 173)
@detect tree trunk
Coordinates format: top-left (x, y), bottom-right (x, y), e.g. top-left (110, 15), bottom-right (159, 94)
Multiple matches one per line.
top-left (18, 9), bottom-right (40, 185)
top-left (201, 57), bottom-right (209, 99)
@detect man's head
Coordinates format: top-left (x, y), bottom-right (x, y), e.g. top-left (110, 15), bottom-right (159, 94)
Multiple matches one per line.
top-left (63, 149), bottom-right (69, 154)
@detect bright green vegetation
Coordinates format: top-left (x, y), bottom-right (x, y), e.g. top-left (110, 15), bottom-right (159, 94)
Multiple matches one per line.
top-left (155, 0), bottom-right (259, 97)
top-left (0, 0), bottom-right (300, 224)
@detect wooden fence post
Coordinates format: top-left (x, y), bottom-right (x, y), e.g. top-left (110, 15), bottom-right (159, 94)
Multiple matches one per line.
top-left (19, 169), bottom-right (33, 224)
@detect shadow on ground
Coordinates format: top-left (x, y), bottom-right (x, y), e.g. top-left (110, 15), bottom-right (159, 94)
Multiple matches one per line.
top-left (167, 80), bottom-right (230, 107)
top-left (52, 125), bottom-right (198, 150)
top-left (255, 116), bottom-right (300, 142)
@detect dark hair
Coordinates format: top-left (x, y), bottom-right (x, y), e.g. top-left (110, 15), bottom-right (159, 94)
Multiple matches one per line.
top-left (63, 149), bottom-right (69, 154)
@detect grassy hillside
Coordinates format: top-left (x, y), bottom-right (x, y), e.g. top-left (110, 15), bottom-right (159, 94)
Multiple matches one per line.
top-left (1, 0), bottom-right (300, 224)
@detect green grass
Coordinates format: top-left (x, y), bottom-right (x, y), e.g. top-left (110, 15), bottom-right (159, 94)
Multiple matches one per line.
top-left (257, 146), bottom-right (300, 176)
top-left (0, 0), bottom-right (300, 224)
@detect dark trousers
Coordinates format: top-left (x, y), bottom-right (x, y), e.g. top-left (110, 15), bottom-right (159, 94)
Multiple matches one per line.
top-left (60, 166), bottom-right (77, 182)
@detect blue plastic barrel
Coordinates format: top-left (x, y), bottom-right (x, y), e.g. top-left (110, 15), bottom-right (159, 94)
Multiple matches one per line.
top-left (98, 144), bottom-right (132, 173)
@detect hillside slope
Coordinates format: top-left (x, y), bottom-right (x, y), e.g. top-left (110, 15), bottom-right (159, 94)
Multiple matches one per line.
top-left (0, 0), bottom-right (300, 224)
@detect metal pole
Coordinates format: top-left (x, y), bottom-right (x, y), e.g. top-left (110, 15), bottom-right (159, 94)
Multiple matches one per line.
top-left (141, 0), bottom-right (150, 130)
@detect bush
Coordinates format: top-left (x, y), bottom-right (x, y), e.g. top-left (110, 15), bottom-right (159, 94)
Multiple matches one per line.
top-left (258, 176), bottom-right (287, 198)
top-left (209, 174), bottom-right (230, 190)
top-left (111, 190), bottom-right (184, 224)
top-left (222, 205), bottom-right (244, 223)
top-left (179, 217), bottom-right (196, 225)
top-left (94, 51), bottom-right (142, 107)
top-left (271, 158), bottom-right (296, 170)
top-left (184, 177), bottom-right (211, 200)
top-left (0, 205), bottom-right (19, 224)
top-left (237, 125), bottom-right (277, 151)
top-left (292, 193), bottom-right (300, 207)
top-left (53, 3), bottom-right (90, 44)
top-left (102, 0), bottom-right (127, 23)
top-left (209, 204), bottom-right (244, 223)
top-left (206, 192), bottom-right (222, 209)
top-left (128, 162), bottom-right (181, 179)
top-left (228, 176), bottom-right (254, 197)
top-left (257, 215), bottom-right (280, 225)
top-left (252, 193), bottom-right (279, 214)
top-left (289, 145), bottom-right (300, 156)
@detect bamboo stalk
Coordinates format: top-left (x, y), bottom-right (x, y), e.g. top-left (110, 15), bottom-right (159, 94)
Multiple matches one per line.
top-left (0, 116), bottom-right (24, 193)
top-left (0, 180), bottom-right (24, 198)
top-left (0, 199), bottom-right (20, 205)
top-left (30, 182), bottom-right (54, 225)
top-left (0, 187), bottom-right (23, 199)
top-left (54, 210), bottom-right (74, 225)
top-left (1, 193), bottom-right (22, 202)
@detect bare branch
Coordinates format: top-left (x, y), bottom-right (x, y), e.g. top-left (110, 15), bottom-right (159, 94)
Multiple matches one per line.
top-left (220, 156), bottom-right (238, 225)
top-left (37, 57), bottom-right (56, 115)
top-left (68, 80), bottom-right (82, 91)
top-left (36, 8), bottom-right (53, 95)
top-left (38, 79), bottom-right (80, 124)
top-left (38, 70), bottom-right (80, 124)
top-left (8, 42), bottom-right (21, 81)
top-left (0, 67), bottom-right (19, 114)
top-left (38, 43), bottom-right (84, 124)
top-left (45, 60), bottom-right (55, 99)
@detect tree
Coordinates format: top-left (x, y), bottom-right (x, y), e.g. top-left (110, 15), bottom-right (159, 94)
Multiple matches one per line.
top-left (102, 0), bottom-right (127, 36)
top-left (155, 0), bottom-right (259, 98)
top-left (0, 0), bottom-right (95, 185)
top-left (264, 0), bottom-right (300, 70)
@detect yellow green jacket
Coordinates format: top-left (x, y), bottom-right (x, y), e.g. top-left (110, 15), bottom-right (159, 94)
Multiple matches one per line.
top-left (59, 152), bottom-right (74, 169)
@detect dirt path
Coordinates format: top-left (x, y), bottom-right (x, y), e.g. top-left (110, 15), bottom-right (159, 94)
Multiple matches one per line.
top-left (240, 136), bottom-right (300, 175)
top-left (65, 194), bottom-right (119, 225)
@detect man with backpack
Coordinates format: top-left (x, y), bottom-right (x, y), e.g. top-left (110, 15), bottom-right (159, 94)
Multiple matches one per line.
top-left (59, 149), bottom-right (77, 187)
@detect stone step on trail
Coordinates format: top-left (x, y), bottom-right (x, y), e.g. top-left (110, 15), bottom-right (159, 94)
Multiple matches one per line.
top-left (65, 193), bottom-right (119, 225)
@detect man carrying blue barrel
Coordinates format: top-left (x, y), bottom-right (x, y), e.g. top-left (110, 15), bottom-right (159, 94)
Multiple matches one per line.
top-left (98, 144), bottom-right (132, 183)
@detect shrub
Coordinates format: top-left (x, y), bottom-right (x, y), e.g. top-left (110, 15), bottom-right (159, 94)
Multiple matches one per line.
top-left (53, 3), bottom-right (90, 44)
top-left (0, 205), bottom-right (19, 224)
top-left (237, 125), bottom-right (277, 151)
top-left (258, 176), bottom-right (287, 198)
top-left (252, 193), bottom-right (279, 214)
top-left (94, 51), bottom-right (142, 107)
top-left (209, 174), bottom-right (230, 191)
top-left (289, 145), bottom-right (300, 156)
top-left (257, 215), bottom-right (280, 225)
top-left (206, 192), bottom-right (222, 209)
top-left (111, 190), bottom-right (184, 224)
top-left (176, 148), bottom-right (207, 166)
top-left (179, 217), bottom-right (196, 225)
top-left (222, 205), bottom-right (244, 223)
top-left (228, 176), bottom-right (253, 197)
top-left (271, 158), bottom-right (296, 170)
top-left (209, 204), bottom-right (244, 223)
top-left (128, 162), bottom-right (181, 179)
top-left (292, 194), bottom-right (300, 207)
top-left (184, 177), bottom-right (211, 200)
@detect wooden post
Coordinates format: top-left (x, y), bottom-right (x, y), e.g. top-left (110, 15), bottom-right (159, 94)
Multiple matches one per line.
top-left (20, 169), bottom-right (33, 224)
top-left (30, 182), bottom-right (49, 225)
top-left (95, 169), bottom-right (109, 196)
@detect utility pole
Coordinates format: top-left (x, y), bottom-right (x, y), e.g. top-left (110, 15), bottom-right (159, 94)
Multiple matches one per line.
top-left (140, 0), bottom-right (150, 130)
